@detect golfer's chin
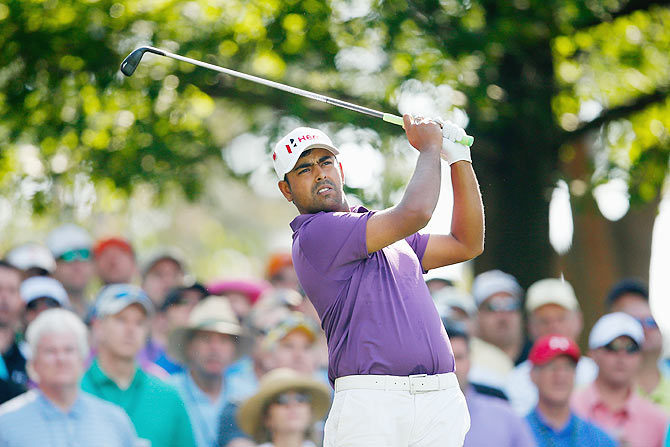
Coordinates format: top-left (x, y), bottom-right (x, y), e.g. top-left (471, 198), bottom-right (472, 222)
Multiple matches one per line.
top-left (303, 196), bottom-right (344, 214)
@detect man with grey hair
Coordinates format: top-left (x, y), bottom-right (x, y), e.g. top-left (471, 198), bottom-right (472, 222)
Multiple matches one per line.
top-left (0, 308), bottom-right (138, 446)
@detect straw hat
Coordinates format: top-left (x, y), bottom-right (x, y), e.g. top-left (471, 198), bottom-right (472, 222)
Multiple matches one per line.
top-left (237, 368), bottom-right (332, 443)
top-left (167, 296), bottom-right (245, 364)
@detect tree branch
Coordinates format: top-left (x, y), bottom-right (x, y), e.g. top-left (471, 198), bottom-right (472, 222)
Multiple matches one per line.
top-left (560, 89), bottom-right (668, 142)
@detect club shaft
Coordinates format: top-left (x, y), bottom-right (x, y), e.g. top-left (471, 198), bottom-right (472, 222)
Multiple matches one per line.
top-left (156, 48), bottom-right (385, 120)
top-left (127, 47), bottom-right (474, 146)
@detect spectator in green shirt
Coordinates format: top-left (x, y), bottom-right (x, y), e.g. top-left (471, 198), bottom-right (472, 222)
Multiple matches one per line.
top-left (81, 283), bottom-right (196, 447)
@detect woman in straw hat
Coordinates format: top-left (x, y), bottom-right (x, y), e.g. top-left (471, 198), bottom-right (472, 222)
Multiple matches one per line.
top-left (237, 368), bottom-right (331, 447)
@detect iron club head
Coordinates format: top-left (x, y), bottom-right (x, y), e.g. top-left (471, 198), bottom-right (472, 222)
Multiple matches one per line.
top-left (120, 47), bottom-right (165, 76)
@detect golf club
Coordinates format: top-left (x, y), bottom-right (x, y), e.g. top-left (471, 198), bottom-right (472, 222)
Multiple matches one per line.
top-left (121, 46), bottom-right (474, 147)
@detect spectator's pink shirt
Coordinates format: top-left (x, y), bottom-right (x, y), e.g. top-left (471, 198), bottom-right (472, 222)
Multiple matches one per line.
top-left (571, 382), bottom-right (669, 447)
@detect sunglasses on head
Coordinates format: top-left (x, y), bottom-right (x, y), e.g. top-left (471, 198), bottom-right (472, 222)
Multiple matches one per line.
top-left (603, 340), bottom-right (640, 354)
top-left (480, 297), bottom-right (520, 313)
top-left (636, 316), bottom-right (658, 330)
top-left (59, 248), bottom-right (92, 262)
top-left (272, 391), bottom-right (311, 406)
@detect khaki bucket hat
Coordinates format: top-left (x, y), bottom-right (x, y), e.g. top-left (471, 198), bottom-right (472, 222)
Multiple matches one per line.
top-left (167, 296), bottom-right (245, 364)
top-left (237, 368), bottom-right (332, 443)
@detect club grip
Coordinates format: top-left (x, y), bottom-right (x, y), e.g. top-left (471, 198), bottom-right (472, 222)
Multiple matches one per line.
top-left (382, 113), bottom-right (474, 147)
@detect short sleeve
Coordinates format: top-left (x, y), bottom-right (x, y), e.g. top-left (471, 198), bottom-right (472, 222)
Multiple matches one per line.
top-left (404, 232), bottom-right (431, 272)
top-left (297, 211), bottom-right (373, 279)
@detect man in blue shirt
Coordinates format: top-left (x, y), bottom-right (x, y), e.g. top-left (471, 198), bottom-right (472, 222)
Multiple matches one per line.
top-left (525, 334), bottom-right (617, 447)
top-left (168, 296), bottom-right (245, 447)
top-left (0, 308), bottom-right (137, 446)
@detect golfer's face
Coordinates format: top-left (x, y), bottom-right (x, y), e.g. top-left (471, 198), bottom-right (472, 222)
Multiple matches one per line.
top-left (284, 148), bottom-right (346, 214)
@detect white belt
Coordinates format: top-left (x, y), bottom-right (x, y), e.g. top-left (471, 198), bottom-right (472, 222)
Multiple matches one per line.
top-left (334, 373), bottom-right (458, 395)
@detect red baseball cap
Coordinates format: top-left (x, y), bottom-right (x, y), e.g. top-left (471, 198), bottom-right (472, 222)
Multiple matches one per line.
top-left (93, 237), bottom-right (134, 258)
top-left (528, 334), bottom-right (580, 366)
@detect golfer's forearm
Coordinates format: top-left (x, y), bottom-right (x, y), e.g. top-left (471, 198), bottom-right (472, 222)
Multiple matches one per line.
top-left (396, 148), bottom-right (442, 227)
top-left (450, 161), bottom-right (485, 256)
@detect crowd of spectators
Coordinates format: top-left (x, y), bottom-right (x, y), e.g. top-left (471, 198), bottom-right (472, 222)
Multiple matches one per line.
top-left (0, 223), bottom-right (669, 446)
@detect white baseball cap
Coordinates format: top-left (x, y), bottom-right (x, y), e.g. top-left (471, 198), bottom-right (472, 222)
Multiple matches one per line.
top-left (20, 276), bottom-right (70, 307)
top-left (46, 224), bottom-right (93, 259)
top-left (588, 312), bottom-right (644, 349)
top-left (6, 243), bottom-right (56, 273)
top-left (93, 283), bottom-right (154, 318)
top-left (526, 278), bottom-right (579, 313)
top-left (272, 127), bottom-right (339, 179)
top-left (471, 270), bottom-right (523, 307)
top-left (432, 287), bottom-right (477, 318)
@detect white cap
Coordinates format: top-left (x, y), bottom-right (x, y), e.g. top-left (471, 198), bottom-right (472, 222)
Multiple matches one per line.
top-left (471, 270), bottom-right (523, 307)
top-left (46, 224), bottom-right (92, 259)
top-left (588, 312), bottom-right (644, 349)
top-left (272, 127), bottom-right (339, 179)
top-left (526, 278), bottom-right (579, 313)
top-left (432, 287), bottom-right (477, 318)
top-left (93, 284), bottom-right (154, 318)
top-left (6, 243), bottom-right (56, 273)
top-left (20, 276), bottom-right (70, 307)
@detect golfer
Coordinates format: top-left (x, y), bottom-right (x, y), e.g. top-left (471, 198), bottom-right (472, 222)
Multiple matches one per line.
top-left (274, 114), bottom-right (484, 447)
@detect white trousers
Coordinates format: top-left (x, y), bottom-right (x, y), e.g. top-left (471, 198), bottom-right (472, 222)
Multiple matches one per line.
top-left (323, 373), bottom-right (470, 447)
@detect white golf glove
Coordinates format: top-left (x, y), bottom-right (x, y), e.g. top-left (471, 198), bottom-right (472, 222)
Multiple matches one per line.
top-left (435, 118), bottom-right (471, 165)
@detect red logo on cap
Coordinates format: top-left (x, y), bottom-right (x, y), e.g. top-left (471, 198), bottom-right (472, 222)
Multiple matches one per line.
top-left (285, 144), bottom-right (292, 154)
top-left (272, 152), bottom-right (277, 161)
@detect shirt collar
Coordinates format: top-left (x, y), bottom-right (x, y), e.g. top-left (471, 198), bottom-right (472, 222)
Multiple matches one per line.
top-left (37, 389), bottom-right (86, 420)
top-left (89, 358), bottom-right (143, 390)
top-left (185, 371), bottom-right (227, 405)
top-left (584, 381), bottom-right (634, 415)
top-left (289, 206), bottom-right (370, 232)
top-left (532, 407), bottom-right (576, 435)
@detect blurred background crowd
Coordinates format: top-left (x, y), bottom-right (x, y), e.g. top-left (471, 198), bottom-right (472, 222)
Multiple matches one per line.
top-left (0, 223), bottom-right (668, 447)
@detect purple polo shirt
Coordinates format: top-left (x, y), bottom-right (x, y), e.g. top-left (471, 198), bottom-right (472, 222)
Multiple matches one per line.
top-left (290, 206), bottom-right (455, 385)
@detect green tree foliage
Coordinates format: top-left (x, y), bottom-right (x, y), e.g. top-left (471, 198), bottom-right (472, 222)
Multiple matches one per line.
top-left (1, 0), bottom-right (669, 287)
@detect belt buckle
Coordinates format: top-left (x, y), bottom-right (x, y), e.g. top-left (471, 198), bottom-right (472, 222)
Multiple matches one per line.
top-left (409, 374), bottom-right (428, 395)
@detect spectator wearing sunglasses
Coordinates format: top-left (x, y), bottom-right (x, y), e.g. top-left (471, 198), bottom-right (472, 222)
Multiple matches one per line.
top-left (237, 368), bottom-right (331, 447)
top-left (572, 312), bottom-right (668, 447)
top-left (46, 224), bottom-right (95, 319)
top-left (219, 311), bottom-right (324, 447)
top-left (607, 279), bottom-right (670, 413)
top-left (467, 270), bottom-right (524, 391)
